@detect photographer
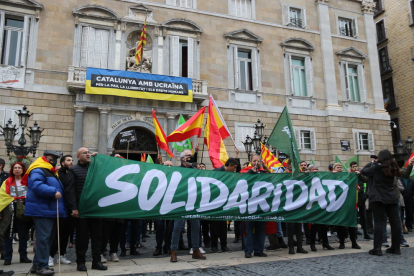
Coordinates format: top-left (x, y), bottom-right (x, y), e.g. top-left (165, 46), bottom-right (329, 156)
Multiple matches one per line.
top-left (361, 150), bottom-right (414, 256)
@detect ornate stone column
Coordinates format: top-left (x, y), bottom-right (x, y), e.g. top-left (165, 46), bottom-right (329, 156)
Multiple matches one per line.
top-left (315, 0), bottom-right (341, 110)
top-left (98, 107), bottom-right (111, 155)
top-left (72, 105), bottom-right (86, 161)
top-left (361, 1), bottom-right (388, 114)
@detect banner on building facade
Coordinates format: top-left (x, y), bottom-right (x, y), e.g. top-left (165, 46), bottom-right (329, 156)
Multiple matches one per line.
top-left (79, 155), bottom-right (358, 227)
top-left (85, 68), bottom-right (193, 102)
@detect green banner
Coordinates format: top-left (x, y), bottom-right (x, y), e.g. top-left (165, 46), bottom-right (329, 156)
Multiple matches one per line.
top-left (79, 155), bottom-right (358, 227)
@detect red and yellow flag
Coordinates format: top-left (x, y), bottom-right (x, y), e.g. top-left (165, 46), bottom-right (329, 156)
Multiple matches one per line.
top-left (260, 143), bottom-right (282, 172)
top-left (208, 95), bottom-right (232, 140)
top-left (135, 20), bottom-right (147, 65)
top-left (152, 109), bottom-right (174, 158)
top-left (140, 153), bottom-right (147, 162)
top-left (167, 107), bottom-right (205, 142)
top-left (204, 99), bottom-right (228, 168)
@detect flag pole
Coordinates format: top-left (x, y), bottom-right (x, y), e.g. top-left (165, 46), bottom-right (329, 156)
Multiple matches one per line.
top-left (57, 199), bottom-right (61, 275)
top-left (201, 143), bottom-right (205, 164)
top-left (127, 141), bottom-right (129, 159)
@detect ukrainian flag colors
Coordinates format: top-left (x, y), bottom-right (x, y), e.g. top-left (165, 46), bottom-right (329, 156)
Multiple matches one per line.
top-left (152, 109), bottom-right (174, 158)
top-left (260, 143), bottom-right (282, 172)
top-left (167, 107), bottom-right (205, 142)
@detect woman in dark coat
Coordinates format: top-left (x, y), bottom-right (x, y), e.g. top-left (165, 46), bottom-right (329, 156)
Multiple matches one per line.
top-left (361, 150), bottom-right (414, 256)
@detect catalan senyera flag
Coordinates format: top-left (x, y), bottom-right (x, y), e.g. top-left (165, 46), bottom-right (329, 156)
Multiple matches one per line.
top-left (204, 99), bottom-right (229, 168)
top-left (152, 109), bottom-right (174, 158)
top-left (261, 143), bottom-right (282, 172)
top-left (168, 107), bottom-right (205, 142)
top-left (282, 159), bottom-right (290, 168)
top-left (208, 95), bottom-right (232, 140)
top-left (140, 153), bottom-right (147, 162)
top-left (135, 20), bottom-right (147, 65)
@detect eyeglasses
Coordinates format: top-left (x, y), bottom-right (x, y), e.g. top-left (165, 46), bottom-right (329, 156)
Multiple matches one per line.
top-left (185, 154), bottom-right (192, 157)
top-left (81, 151), bottom-right (91, 155)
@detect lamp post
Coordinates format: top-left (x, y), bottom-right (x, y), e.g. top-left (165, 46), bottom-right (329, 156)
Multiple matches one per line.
top-left (0, 106), bottom-right (44, 157)
top-left (242, 135), bottom-right (253, 161)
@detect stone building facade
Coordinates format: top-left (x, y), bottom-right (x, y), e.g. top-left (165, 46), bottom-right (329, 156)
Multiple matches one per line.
top-left (374, 0), bottom-right (414, 164)
top-left (0, 0), bottom-right (391, 170)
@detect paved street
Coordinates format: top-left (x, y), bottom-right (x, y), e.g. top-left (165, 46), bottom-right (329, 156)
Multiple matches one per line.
top-left (3, 224), bottom-right (414, 275)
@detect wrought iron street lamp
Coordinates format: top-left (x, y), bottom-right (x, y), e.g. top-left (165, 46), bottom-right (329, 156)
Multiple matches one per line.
top-left (242, 135), bottom-right (253, 161)
top-left (251, 131), bottom-right (262, 155)
top-left (0, 106), bottom-right (44, 157)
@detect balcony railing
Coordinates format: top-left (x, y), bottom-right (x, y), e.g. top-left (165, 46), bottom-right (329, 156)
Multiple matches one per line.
top-left (289, 17), bottom-right (303, 28)
top-left (67, 66), bottom-right (208, 100)
top-left (339, 27), bottom-right (355, 37)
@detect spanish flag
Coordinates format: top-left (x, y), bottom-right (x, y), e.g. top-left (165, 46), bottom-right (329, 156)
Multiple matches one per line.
top-left (167, 107), bottom-right (205, 142)
top-left (135, 20), bottom-right (147, 65)
top-left (261, 143), bottom-right (282, 172)
top-left (140, 153), bottom-right (147, 162)
top-left (152, 109), bottom-right (174, 158)
top-left (204, 99), bottom-right (229, 168)
top-left (208, 95), bottom-right (232, 140)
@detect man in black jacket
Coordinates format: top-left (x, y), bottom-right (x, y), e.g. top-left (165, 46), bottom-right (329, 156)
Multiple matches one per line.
top-left (67, 147), bottom-right (106, 271)
top-left (49, 155), bottom-right (75, 266)
top-left (210, 152), bottom-right (241, 253)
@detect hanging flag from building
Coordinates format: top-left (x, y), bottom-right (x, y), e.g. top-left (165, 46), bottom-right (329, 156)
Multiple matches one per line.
top-left (204, 98), bottom-right (229, 168)
top-left (168, 107), bottom-right (205, 142)
top-left (140, 153), bottom-right (147, 163)
top-left (267, 107), bottom-right (301, 178)
top-left (152, 110), bottom-right (174, 158)
top-left (260, 143), bottom-right (282, 172)
top-left (86, 68), bottom-right (193, 103)
top-left (171, 115), bottom-right (193, 153)
top-left (135, 20), bottom-right (147, 65)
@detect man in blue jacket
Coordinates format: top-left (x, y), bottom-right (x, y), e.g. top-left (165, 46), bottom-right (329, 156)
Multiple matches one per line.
top-left (25, 150), bottom-right (66, 276)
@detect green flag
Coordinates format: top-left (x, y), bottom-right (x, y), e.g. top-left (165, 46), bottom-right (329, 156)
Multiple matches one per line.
top-left (172, 115), bottom-right (193, 153)
top-left (345, 155), bottom-right (359, 171)
top-left (267, 107), bottom-right (301, 178)
top-left (335, 155), bottom-right (346, 169)
top-left (311, 158), bottom-right (315, 165)
top-left (146, 154), bottom-right (154, 164)
top-left (79, 155), bottom-right (358, 227)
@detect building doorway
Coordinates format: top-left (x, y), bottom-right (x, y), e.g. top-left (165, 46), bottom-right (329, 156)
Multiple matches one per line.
top-left (112, 126), bottom-right (158, 162)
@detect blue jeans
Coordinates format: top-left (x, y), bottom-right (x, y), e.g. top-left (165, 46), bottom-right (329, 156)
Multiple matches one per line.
top-left (171, 220), bottom-right (200, 251)
top-left (4, 217), bottom-right (30, 260)
top-left (33, 217), bottom-right (56, 270)
top-left (276, 222), bottom-right (283, 238)
top-left (244, 221), bottom-right (266, 254)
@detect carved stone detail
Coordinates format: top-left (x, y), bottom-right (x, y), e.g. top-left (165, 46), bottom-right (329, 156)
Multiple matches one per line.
top-left (361, 1), bottom-right (376, 14)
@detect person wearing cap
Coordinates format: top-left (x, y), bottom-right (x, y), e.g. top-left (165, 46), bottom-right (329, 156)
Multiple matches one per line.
top-left (25, 150), bottom-right (67, 276)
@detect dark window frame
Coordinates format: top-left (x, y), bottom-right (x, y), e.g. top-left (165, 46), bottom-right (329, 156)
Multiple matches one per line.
top-left (378, 46), bottom-right (392, 74)
top-left (382, 77), bottom-right (397, 111)
top-left (376, 20), bottom-right (387, 43)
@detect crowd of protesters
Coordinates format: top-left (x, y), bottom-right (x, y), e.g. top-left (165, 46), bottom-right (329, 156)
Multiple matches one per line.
top-left (0, 147), bottom-right (413, 275)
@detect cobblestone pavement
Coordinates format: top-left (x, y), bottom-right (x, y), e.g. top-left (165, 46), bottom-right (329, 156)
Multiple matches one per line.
top-left (4, 222), bottom-right (414, 275)
top-left (124, 248), bottom-right (414, 276)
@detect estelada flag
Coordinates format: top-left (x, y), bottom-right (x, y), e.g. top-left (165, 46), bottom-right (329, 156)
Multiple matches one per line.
top-left (152, 109), bottom-right (174, 158)
top-left (207, 95), bottom-right (232, 141)
top-left (167, 107), bottom-right (205, 142)
top-left (261, 143), bottom-right (282, 172)
top-left (204, 99), bottom-right (228, 168)
top-left (135, 20), bottom-right (147, 65)
top-left (141, 153), bottom-right (146, 162)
